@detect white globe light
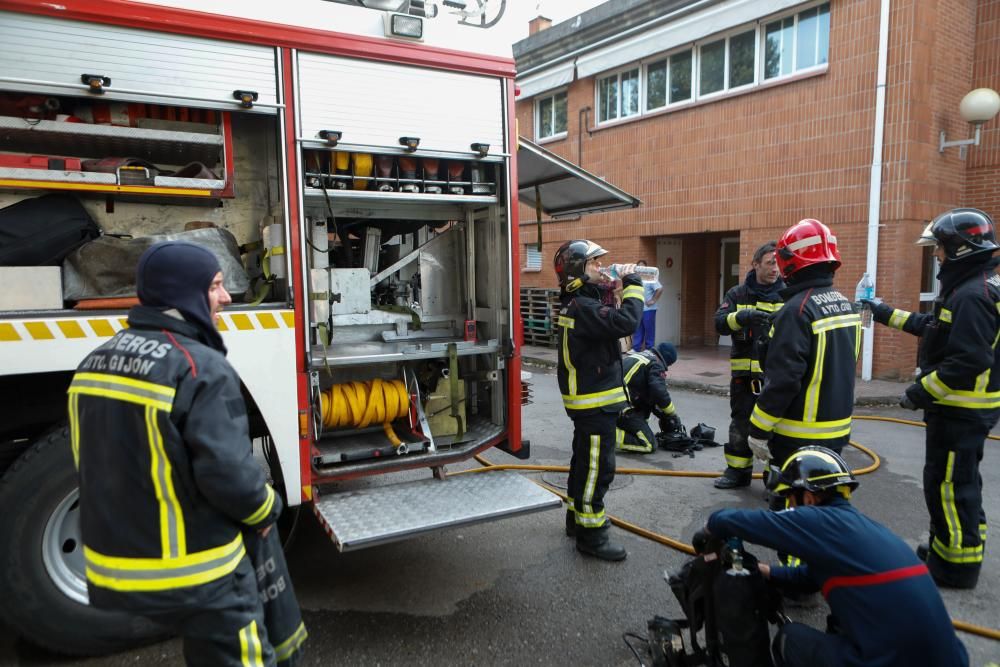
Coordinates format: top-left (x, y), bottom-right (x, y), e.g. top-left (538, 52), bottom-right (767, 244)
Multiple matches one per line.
top-left (959, 88), bottom-right (1000, 124)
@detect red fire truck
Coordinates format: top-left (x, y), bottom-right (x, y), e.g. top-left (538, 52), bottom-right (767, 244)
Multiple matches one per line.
top-left (0, 0), bottom-right (639, 654)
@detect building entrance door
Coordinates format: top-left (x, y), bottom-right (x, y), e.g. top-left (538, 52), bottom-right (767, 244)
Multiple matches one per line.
top-left (655, 238), bottom-right (682, 344)
top-left (719, 237), bottom-right (740, 346)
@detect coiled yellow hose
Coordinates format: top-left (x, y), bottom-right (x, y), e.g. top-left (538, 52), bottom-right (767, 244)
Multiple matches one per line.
top-left (320, 379), bottom-right (409, 446)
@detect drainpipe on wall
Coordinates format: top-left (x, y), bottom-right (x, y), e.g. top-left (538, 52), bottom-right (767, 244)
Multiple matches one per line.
top-left (862, 0), bottom-right (891, 381)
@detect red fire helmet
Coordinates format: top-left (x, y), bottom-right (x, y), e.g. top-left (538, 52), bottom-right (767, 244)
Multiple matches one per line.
top-left (775, 218), bottom-right (841, 279)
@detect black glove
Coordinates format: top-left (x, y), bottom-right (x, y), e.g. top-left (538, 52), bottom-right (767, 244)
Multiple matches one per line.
top-left (900, 382), bottom-right (931, 411)
top-left (692, 528), bottom-right (722, 555)
top-left (899, 394), bottom-right (917, 410)
top-left (736, 309), bottom-right (771, 329)
top-left (859, 297), bottom-right (893, 323)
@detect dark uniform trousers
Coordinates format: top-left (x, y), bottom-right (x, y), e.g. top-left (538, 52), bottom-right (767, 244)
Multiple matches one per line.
top-left (773, 622), bottom-right (846, 667)
top-left (140, 557), bottom-right (275, 667)
top-left (725, 378), bottom-right (757, 471)
top-left (567, 412), bottom-right (618, 529)
top-left (924, 412), bottom-right (988, 587)
top-left (615, 408), bottom-right (656, 453)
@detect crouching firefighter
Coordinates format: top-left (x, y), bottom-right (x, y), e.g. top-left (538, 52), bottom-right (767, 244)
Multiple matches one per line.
top-left (747, 220), bottom-right (859, 512)
top-left (861, 208), bottom-right (999, 589)
top-left (554, 240), bottom-right (643, 561)
top-left (713, 242), bottom-right (783, 489)
top-left (696, 446), bottom-right (968, 667)
top-left (616, 342), bottom-right (683, 453)
top-left (70, 243), bottom-right (290, 666)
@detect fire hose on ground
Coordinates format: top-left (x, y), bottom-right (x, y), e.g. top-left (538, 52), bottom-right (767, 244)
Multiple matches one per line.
top-left (452, 414), bottom-right (1000, 643)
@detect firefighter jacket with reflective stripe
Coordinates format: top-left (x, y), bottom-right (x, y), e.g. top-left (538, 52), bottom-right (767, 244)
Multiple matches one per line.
top-left (873, 259), bottom-right (1000, 426)
top-left (749, 277), bottom-right (860, 446)
top-left (69, 306), bottom-right (281, 605)
top-left (557, 276), bottom-right (644, 417)
top-left (622, 349), bottom-right (675, 417)
top-left (708, 499), bottom-right (968, 667)
top-left (714, 270), bottom-right (784, 378)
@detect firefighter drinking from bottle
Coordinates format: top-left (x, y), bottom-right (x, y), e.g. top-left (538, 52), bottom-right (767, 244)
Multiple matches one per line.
top-left (861, 207), bottom-right (999, 589)
top-left (554, 240), bottom-right (643, 561)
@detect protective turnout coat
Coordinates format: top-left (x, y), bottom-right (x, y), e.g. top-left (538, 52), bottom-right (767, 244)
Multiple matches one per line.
top-left (714, 270), bottom-right (784, 378)
top-left (749, 276), bottom-right (860, 450)
top-left (69, 306), bottom-right (281, 612)
top-left (708, 499), bottom-right (968, 667)
top-left (622, 348), bottom-right (676, 417)
top-left (557, 275), bottom-right (644, 418)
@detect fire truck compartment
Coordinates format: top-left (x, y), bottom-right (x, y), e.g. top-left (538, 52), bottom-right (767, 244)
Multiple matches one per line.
top-left (312, 470), bottom-right (560, 551)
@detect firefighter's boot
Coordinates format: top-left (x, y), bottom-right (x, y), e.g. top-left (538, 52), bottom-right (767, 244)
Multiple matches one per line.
top-left (565, 510), bottom-right (576, 538)
top-left (714, 467), bottom-right (752, 489)
top-left (916, 542), bottom-right (929, 562)
top-left (576, 524), bottom-right (627, 561)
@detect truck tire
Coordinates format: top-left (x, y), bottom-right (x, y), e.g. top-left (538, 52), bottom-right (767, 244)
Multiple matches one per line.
top-left (0, 426), bottom-right (168, 655)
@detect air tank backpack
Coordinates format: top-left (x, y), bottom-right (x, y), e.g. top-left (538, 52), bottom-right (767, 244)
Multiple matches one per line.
top-left (624, 538), bottom-right (781, 667)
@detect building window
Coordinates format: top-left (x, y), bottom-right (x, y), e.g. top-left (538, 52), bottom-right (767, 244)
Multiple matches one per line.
top-left (536, 90), bottom-right (568, 140)
top-left (728, 30), bottom-right (756, 88)
top-left (646, 48), bottom-right (694, 111)
top-left (699, 39), bottom-right (726, 96)
top-left (919, 245), bottom-right (939, 302)
top-left (763, 2), bottom-right (830, 80)
top-left (524, 246), bottom-right (543, 272)
top-left (598, 67), bottom-right (640, 122)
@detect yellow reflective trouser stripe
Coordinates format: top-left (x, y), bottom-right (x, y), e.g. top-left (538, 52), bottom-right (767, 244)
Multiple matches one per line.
top-left (622, 285), bottom-right (644, 301)
top-left (578, 434), bottom-right (605, 527)
top-left (749, 405), bottom-right (780, 432)
top-left (146, 405), bottom-right (186, 558)
top-left (69, 372), bottom-right (176, 411)
top-left (771, 416), bottom-right (852, 439)
top-left (68, 393), bottom-right (80, 469)
top-left (803, 331), bottom-right (827, 422)
top-left (810, 313), bottom-right (861, 333)
top-left (616, 428), bottom-right (653, 452)
top-left (888, 309), bottom-right (911, 330)
top-left (85, 533), bottom-right (245, 592)
top-left (730, 359), bottom-right (762, 373)
top-left (726, 311), bottom-right (741, 332)
top-left (661, 402), bottom-right (676, 416)
top-left (562, 387), bottom-right (627, 410)
top-left (937, 451), bottom-right (967, 562)
top-left (240, 619), bottom-right (264, 667)
top-left (939, 308), bottom-right (953, 324)
top-left (243, 485), bottom-right (276, 526)
top-left (623, 354), bottom-right (649, 383)
top-left (274, 621), bottom-right (308, 662)
top-left (725, 453), bottom-right (753, 469)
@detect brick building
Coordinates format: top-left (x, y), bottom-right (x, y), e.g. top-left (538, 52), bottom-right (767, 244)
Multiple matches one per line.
top-left (513, 0), bottom-right (999, 380)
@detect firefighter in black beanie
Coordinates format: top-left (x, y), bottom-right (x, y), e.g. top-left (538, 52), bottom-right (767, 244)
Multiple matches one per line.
top-left (862, 208), bottom-right (999, 589)
top-left (554, 240), bottom-right (643, 561)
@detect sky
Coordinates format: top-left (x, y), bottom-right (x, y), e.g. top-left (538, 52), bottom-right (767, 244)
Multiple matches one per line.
top-left (507, 0), bottom-right (609, 41)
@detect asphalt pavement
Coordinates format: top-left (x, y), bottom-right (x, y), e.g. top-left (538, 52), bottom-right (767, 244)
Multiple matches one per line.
top-left (1, 369), bottom-right (997, 666)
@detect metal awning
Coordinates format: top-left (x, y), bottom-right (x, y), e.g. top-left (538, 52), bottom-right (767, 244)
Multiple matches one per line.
top-left (517, 137), bottom-right (641, 218)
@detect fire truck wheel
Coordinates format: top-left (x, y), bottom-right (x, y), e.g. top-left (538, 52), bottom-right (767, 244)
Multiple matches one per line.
top-left (0, 426), bottom-right (169, 655)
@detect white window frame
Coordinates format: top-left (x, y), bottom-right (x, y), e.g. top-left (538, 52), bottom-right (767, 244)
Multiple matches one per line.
top-left (760, 1), bottom-right (830, 83)
top-left (596, 65), bottom-right (642, 125)
top-left (695, 24), bottom-right (759, 100)
top-left (644, 46), bottom-right (696, 112)
top-left (534, 89), bottom-right (568, 141)
top-left (523, 245), bottom-right (543, 273)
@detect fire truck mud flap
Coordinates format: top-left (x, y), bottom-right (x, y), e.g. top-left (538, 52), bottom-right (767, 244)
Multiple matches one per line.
top-left (313, 471), bottom-right (561, 551)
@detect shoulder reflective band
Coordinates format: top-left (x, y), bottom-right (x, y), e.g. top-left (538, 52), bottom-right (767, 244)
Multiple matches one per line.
top-left (821, 563), bottom-right (929, 598)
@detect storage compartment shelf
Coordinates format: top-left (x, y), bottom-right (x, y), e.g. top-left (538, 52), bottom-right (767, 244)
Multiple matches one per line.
top-left (0, 168), bottom-right (223, 194)
top-left (0, 115), bottom-right (223, 165)
top-left (310, 338), bottom-right (499, 368)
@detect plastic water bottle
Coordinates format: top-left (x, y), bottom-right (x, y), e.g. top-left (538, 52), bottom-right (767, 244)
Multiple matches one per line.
top-left (855, 272), bottom-right (874, 329)
top-left (725, 537), bottom-right (750, 577)
top-left (604, 263), bottom-right (660, 282)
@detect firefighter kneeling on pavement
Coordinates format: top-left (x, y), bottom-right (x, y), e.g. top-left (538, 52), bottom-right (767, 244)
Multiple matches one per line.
top-left (862, 207), bottom-right (999, 590)
top-left (616, 342), bottom-right (683, 453)
top-left (695, 446), bottom-right (969, 667)
top-left (554, 240), bottom-right (643, 561)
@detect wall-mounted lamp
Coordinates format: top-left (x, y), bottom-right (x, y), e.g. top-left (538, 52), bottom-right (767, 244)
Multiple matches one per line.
top-left (318, 130), bottom-right (343, 146)
top-left (399, 136), bottom-right (420, 152)
top-left (470, 142), bottom-right (490, 158)
top-left (939, 87), bottom-right (1000, 158)
top-left (81, 74), bottom-right (111, 95)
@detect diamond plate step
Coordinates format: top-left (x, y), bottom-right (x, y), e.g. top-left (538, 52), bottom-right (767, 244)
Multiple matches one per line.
top-left (313, 471), bottom-right (560, 551)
